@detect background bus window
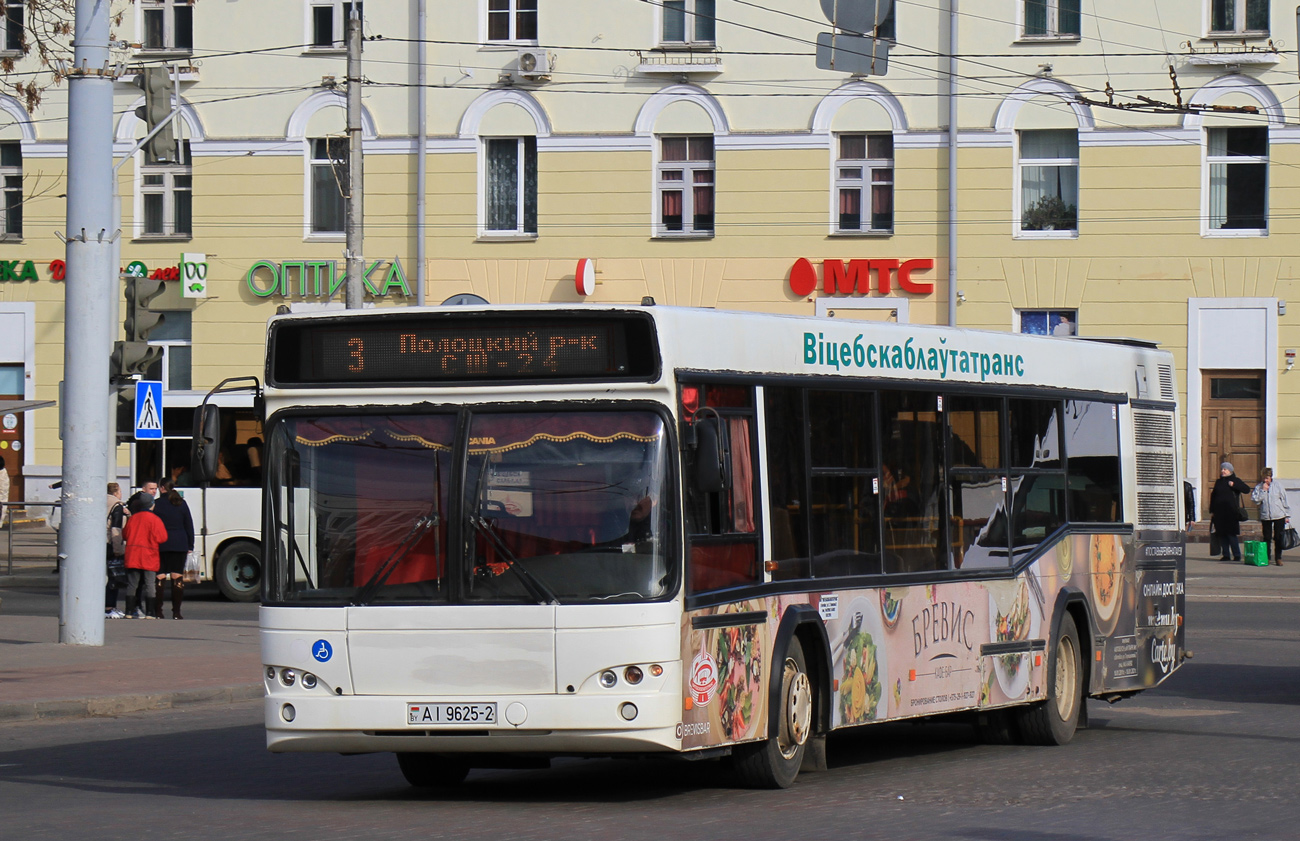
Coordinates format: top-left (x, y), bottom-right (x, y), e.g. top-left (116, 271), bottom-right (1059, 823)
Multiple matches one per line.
top-left (137, 407), bottom-right (263, 488)
top-left (683, 383), bottom-right (760, 594)
top-left (763, 386), bottom-right (810, 580)
top-left (1008, 399), bottom-right (1065, 552)
top-left (947, 396), bottom-right (1009, 568)
top-left (1064, 400), bottom-right (1122, 522)
top-left (808, 389), bottom-right (879, 577)
top-left (880, 390), bottom-right (944, 573)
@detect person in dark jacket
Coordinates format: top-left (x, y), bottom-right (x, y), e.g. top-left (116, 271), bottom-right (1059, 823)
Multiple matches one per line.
top-left (152, 479), bottom-right (196, 619)
top-left (1210, 462), bottom-right (1252, 562)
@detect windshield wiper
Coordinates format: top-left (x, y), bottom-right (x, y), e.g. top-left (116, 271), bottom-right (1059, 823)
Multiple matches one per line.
top-left (352, 453), bottom-right (442, 605)
top-left (468, 457), bottom-right (560, 606)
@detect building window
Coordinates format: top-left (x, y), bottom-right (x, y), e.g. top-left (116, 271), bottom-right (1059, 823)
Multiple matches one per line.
top-left (3, 2), bottom-right (23, 54)
top-left (1210, 0), bottom-right (1269, 35)
top-left (1024, 0), bottom-right (1081, 37)
top-left (1018, 129), bottom-right (1078, 235)
top-left (1020, 309), bottom-right (1077, 336)
top-left (662, 0), bottom-right (715, 45)
top-left (310, 137), bottom-right (347, 235)
top-left (483, 137), bottom-right (537, 236)
top-left (146, 310), bottom-right (192, 392)
top-left (0, 142), bottom-right (20, 239)
top-left (657, 136), bottom-right (713, 236)
top-left (140, 0), bottom-right (193, 52)
top-left (835, 133), bottom-right (893, 234)
top-left (310, 1), bottom-right (361, 49)
top-left (487, 0), bottom-right (537, 43)
top-left (140, 140), bottom-right (191, 238)
top-left (1207, 126), bottom-right (1267, 233)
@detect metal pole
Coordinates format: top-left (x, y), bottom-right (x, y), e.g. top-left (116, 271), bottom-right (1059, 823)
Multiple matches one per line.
top-left (60, 0), bottom-right (115, 645)
top-left (108, 192), bottom-right (121, 485)
top-left (946, 0), bottom-right (959, 329)
top-left (345, 6), bottom-right (365, 309)
top-left (416, 0), bottom-right (428, 307)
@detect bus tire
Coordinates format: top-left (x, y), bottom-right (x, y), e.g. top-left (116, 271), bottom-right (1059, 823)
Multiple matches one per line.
top-left (215, 539), bottom-right (262, 603)
top-left (1017, 612), bottom-right (1083, 746)
top-left (396, 753), bottom-right (470, 788)
top-left (733, 636), bottom-right (813, 789)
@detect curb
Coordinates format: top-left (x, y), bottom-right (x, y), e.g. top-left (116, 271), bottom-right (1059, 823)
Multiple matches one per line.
top-left (0, 683), bottom-right (264, 724)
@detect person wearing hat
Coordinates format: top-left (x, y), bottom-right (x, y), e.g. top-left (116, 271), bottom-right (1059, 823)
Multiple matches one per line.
top-left (121, 490), bottom-right (167, 619)
top-left (1210, 462), bottom-right (1252, 563)
top-left (1251, 467), bottom-right (1291, 566)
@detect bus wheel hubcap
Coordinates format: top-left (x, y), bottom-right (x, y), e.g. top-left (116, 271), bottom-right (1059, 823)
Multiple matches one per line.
top-left (1054, 636), bottom-right (1077, 720)
top-left (779, 660), bottom-right (812, 760)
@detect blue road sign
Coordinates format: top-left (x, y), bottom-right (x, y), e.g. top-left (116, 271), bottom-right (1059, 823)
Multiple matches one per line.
top-left (134, 380), bottom-right (163, 441)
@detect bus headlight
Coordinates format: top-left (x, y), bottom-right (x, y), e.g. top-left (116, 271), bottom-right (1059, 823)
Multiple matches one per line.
top-left (301, 673), bottom-right (318, 689)
top-left (281, 669), bottom-right (296, 687)
top-left (623, 666), bottom-right (644, 685)
top-left (599, 670), bottom-right (618, 688)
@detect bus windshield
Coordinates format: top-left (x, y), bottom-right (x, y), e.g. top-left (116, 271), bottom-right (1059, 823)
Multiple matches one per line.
top-left (265, 410), bottom-right (672, 605)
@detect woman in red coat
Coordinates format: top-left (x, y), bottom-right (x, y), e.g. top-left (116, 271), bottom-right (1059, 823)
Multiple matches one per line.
top-left (122, 491), bottom-right (168, 619)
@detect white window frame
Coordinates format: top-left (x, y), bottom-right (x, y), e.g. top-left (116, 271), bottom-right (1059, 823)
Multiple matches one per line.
top-left (137, 0), bottom-right (193, 54)
top-left (0, 141), bottom-right (20, 241)
top-left (135, 141), bottom-right (191, 240)
top-left (2, 1), bottom-right (24, 56)
top-left (1020, 0), bottom-right (1082, 40)
top-left (654, 135), bottom-right (714, 238)
top-left (1016, 309), bottom-right (1078, 337)
top-left (831, 132), bottom-right (893, 236)
top-left (1207, 0), bottom-right (1270, 36)
top-left (483, 0), bottom-right (538, 45)
top-left (658, 0), bottom-right (716, 48)
top-left (1014, 129), bottom-right (1079, 240)
top-left (305, 136), bottom-right (347, 240)
top-left (1202, 126), bottom-right (1269, 238)
top-left (478, 136), bottom-right (538, 240)
top-left (148, 310), bottom-right (193, 393)
top-left (306, 1), bottom-right (361, 52)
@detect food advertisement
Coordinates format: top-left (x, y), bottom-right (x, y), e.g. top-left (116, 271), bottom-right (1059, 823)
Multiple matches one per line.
top-left (678, 530), bottom-right (1182, 750)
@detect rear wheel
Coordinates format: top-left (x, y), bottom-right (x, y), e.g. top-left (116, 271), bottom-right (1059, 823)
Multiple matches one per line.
top-left (396, 753), bottom-right (470, 788)
top-left (733, 637), bottom-right (814, 789)
top-left (1017, 612), bottom-right (1083, 745)
top-left (215, 539), bottom-right (262, 603)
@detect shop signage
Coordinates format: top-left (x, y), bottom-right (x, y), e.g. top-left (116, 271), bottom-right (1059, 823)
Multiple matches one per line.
top-left (789, 257), bottom-right (935, 297)
top-left (245, 258), bottom-right (411, 299)
top-left (181, 253), bottom-right (208, 298)
top-left (0, 258), bottom-right (191, 283)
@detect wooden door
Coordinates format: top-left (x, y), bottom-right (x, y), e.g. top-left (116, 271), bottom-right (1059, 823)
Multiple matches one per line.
top-left (1201, 371), bottom-right (1264, 516)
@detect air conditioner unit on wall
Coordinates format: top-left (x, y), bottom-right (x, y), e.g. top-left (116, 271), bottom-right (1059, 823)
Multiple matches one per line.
top-left (516, 48), bottom-right (551, 79)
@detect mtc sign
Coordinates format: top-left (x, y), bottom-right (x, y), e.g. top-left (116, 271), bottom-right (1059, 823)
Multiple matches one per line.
top-left (789, 257), bottom-right (935, 297)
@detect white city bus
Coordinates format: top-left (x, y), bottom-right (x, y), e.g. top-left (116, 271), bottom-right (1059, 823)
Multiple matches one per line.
top-left (236, 304), bottom-right (1187, 788)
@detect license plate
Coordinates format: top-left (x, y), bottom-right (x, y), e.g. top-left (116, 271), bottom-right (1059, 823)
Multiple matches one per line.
top-left (407, 702), bottom-right (498, 726)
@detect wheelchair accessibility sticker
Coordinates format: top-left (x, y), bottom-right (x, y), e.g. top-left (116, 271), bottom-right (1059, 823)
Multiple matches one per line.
top-left (312, 640), bottom-right (333, 662)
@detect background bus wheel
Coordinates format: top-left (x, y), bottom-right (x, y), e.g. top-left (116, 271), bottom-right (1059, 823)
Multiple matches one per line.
top-left (1017, 612), bottom-right (1083, 746)
top-left (733, 637), bottom-right (813, 789)
top-left (396, 753), bottom-right (470, 788)
top-left (215, 539), bottom-right (262, 603)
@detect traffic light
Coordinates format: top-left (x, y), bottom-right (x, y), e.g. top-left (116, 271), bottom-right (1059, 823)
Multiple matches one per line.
top-left (112, 275), bottom-right (166, 378)
top-left (135, 67), bottom-right (176, 163)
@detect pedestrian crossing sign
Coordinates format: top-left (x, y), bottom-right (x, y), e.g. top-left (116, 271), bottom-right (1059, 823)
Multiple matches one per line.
top-left (134, 380), bottom-right (163, 441)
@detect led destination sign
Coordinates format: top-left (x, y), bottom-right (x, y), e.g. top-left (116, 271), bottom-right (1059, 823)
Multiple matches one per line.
top-left (271, 314), bottom-right (658, 386)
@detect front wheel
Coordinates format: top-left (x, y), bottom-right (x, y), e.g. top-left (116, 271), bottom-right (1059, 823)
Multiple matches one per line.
top-left (733, 636), bottom-right (814, 789)
top-left (1017, 612), bottom-right (1084, 745)
top-left (214, 539), bottom-right (262, 603)
top-left (396, 753), bottom-right (470, 788)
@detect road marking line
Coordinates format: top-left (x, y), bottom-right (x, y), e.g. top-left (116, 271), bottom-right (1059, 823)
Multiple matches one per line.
top-left (1188, 594), bottom-right (1300, 602)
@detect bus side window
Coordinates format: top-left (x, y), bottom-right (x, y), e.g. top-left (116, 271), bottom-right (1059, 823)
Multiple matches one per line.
top-left (764, 386), bottom-right (810, 580)
top-left (1065, 400), bottom-right (1121, 522)
top-left (1008, 399), bottom-right (1066, 551)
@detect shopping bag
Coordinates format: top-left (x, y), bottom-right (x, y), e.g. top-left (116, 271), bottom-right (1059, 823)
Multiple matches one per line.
top-left (1237, 495), bottom-right (1249, 522)
top-left (1283, 527), bottom-right (1300, 552)
top-left (1209, 532), bottom-right (1221, 556)
top-left (182, 551), bottom-right (201, 584)
top-left (106, 557), bottom-right (128, 589)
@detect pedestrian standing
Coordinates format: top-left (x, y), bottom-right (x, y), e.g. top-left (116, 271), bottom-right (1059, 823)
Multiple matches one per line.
top-left (1210, 462), bottom-right (1252, 563)
top-left (1251, 467), bottom-right (1290, 566)
top-left (0, 455), bottom-right (9, 525)
top-left (122, 491), bottom-right (166, 619)
top-left (105, 483), bottom-right (128, 619)
top-left (152, 479), bottom-right (195, 619)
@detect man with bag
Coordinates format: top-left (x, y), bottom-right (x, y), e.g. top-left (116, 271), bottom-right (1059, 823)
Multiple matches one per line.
top-left (105, 483), bottom-right (128, 619)
top-left (1251, 467), bottom-right (1291, 566)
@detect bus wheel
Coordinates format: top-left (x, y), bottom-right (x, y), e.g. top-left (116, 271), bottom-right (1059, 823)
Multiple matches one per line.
top-left (396, 753), bottom-right (470, 788)
top-left (733, 636), bottom-right (813, 789)
top-left (1017, 612), bottom-right (1083, 746)
top-left (215, 539), bottom-right (262, 603)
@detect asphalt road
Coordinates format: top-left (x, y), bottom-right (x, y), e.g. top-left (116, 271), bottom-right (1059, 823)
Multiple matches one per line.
top-left (1, 582), bottom-right (1297, 840)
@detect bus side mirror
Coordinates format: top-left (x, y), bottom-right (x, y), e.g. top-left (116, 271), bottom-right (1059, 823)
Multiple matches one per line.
top-left (191, 403), bottom-right (221, 483)
top-left (694, 416), bottom-right (731, 494)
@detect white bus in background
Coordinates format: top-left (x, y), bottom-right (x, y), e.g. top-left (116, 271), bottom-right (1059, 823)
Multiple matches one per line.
top-left (219, 304), bottom-right (1187, 789)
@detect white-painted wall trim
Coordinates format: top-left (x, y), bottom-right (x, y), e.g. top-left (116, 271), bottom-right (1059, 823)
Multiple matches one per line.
top-left (0, 94), bottom-right (36, 142)
top-left (992, 77), bottom-right (1095, 133)
top-left (115, 98), bottom-right (206, 142)
top-left (809, 81), bottom-right (910, 135)
top-left (1182, 74), bottom-right (1285, 129)
top-left (814, 297), bottom-right (910, 323)
top-left (633, 84), bottom-right (729, 137)
top-left (457, 88), bottom-right (552, 139)
top-left (285, 89), bottom-right (378, 140)
top-left (1185, 297), bottom-right (1278, 496)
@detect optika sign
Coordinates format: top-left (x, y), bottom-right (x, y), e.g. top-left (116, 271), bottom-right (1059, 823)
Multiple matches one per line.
top-left (788, 257), bottom-right (935, 297)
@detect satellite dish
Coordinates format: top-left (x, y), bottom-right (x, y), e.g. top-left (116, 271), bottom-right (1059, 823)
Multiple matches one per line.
top-left (441, 293), bottom-right (490, 306)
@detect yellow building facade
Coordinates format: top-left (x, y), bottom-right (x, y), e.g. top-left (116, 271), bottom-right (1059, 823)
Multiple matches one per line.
top-left (0, 0), bottom-right (1295, 511)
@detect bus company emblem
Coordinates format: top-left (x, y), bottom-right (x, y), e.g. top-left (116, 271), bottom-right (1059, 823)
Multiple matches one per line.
top-left (689, 651), bottom-right (718, 706)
